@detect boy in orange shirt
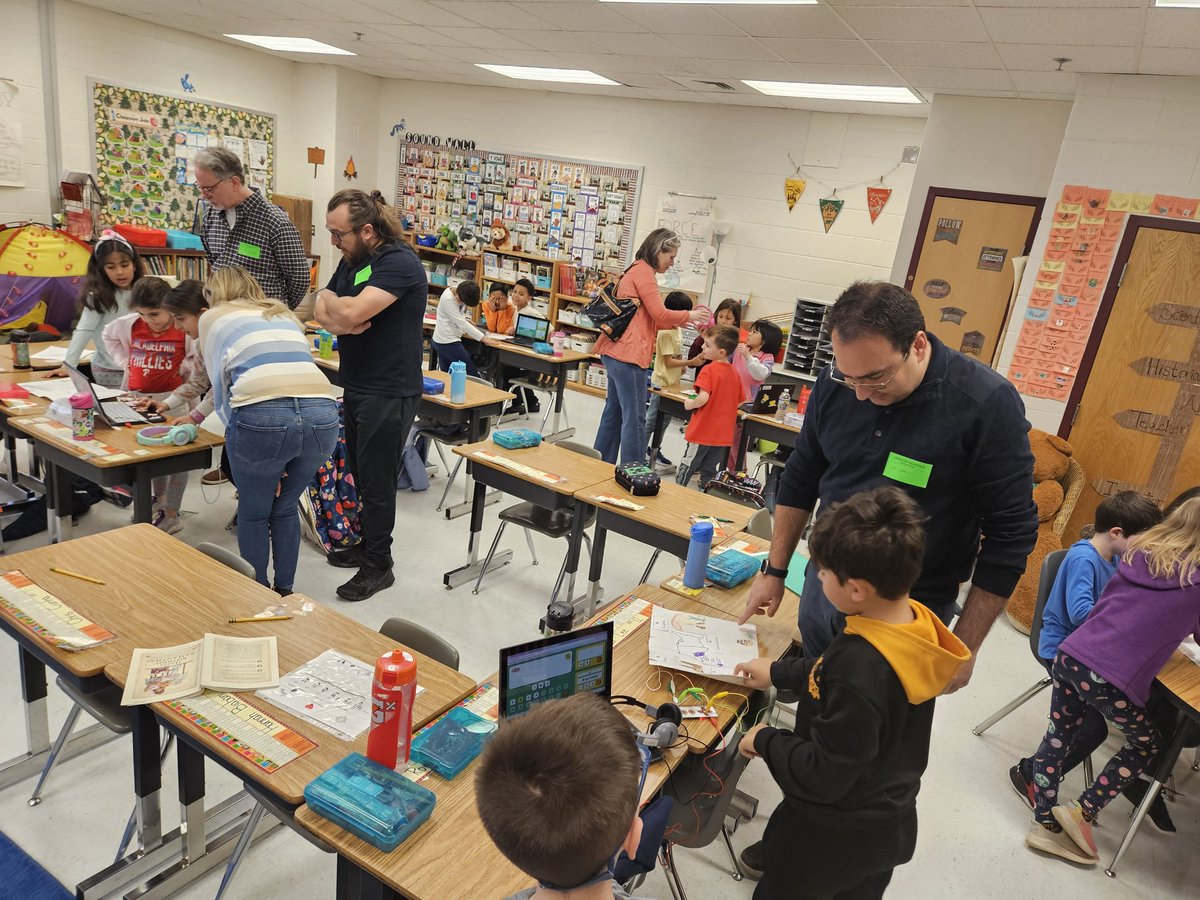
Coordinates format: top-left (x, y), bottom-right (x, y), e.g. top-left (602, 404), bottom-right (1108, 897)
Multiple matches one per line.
top-left (676, 324), bottom-right (741, 489)
top-left (483, 283), bottom-right (515, 335)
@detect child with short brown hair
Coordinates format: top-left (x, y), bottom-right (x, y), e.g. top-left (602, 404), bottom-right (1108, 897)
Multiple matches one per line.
top-left (675, 324), bottom-right (741, 490)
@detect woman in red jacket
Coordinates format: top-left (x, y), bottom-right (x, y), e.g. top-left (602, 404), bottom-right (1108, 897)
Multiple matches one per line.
top-left (593, 229), bottom-right (708, 463)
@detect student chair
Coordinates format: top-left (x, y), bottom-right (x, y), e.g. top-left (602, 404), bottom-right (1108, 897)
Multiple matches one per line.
top-left (195, 542), bottom-right (256, 579)
top-left (507, 374), bottom-right (568, 435)
top-left (972, 549), bottom-right (1071, 735)
top-left (416, 374), bottom-right (498, 512)
top-left (215, 621), bottom-right (463, 900)
top-left (472, 441), bottom-right (598, 600)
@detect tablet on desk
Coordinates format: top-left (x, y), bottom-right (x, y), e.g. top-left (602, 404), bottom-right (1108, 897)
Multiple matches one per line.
top-left (498, 622), bottom-right (613, 721)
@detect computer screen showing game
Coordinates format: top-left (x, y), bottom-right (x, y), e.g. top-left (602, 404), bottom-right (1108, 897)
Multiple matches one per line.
top-left (498, 622), bottom-right (614, 720)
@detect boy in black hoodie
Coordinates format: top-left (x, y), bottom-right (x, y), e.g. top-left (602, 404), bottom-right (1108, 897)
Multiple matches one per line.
top-left (735, 486), bottom-right (970, 899)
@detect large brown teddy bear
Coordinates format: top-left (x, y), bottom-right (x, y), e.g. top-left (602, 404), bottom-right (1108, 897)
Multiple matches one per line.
top-left (1005, 430), bottom-right (1074, 634)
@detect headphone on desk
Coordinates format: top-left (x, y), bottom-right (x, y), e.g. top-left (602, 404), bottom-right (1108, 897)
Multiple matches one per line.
top-left (610, 695), bottom-right (682, 750)
top-left (136, 424), bottom-right (199, 447)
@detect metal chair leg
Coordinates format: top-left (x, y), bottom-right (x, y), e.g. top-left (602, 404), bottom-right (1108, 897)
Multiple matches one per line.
top-left (523, 527), bottom-right (538, 565)
top-left (1083, 755), bottom-right (1094, 789)
top-left (640, 548), bottom-right (662, 585)
top-left (720, 825), bottom-right (745, 881)
top-left (971, 677), bottom-right (1052, 735)
top-left (28, 703), bottom-right (84, 806)
top-left (1193, 746), bottom-right (1199, 772)
top-left (115, 732), bottom-right (174, 862)
top-left (660, 842), bottom-right (688, 900)
top-left (213, 800), bottom-right (267, 900)
top-left (436, 457), bottom-right (463, 512)
top-left (473, 521), bottom-right (508, 595)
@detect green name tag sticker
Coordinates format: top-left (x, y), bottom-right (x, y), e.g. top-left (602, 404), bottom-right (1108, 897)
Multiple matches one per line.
top-left (237, 241), bottom-right (262, 260)
top-left (354, 264), bottom-right (373, 286)
top-left (883, 451), bottom-right (932, 489)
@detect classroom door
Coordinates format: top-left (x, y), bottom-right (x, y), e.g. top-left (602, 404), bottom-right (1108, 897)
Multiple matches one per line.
top-left (1063, 220), bottom-right (1200, 539)
top-left (904, 189), bottom-right (1042, 366)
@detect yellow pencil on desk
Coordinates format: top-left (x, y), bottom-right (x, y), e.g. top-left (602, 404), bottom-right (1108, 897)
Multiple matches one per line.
top-left (50, 567), bottom-right (105, 585)
top-left (228, 615), bottom-right (293, 624)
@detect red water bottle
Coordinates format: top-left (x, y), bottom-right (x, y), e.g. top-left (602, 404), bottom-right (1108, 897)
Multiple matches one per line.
top-left (366, 650), bottom-right (417, 769)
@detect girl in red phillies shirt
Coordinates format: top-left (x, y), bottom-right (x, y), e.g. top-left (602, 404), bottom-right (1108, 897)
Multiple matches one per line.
top-left (102, 277), bottom-right (197, 534)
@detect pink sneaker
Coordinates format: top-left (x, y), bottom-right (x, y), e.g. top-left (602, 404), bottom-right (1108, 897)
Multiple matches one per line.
top-left (1053, 801), bottom-right (1098, 858)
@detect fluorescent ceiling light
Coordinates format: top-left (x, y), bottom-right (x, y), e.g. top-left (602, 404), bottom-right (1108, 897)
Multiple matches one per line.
top-left (601, 1), bottom-right (815, 4)
top-left (224, 35), bottom-right (355, 55)
top-left (743, 80), bottom-right (922, 103)
top-left (476, 65), bottom-right (619, 85)
top-left (1154, 0), bottom-right (1200, 6)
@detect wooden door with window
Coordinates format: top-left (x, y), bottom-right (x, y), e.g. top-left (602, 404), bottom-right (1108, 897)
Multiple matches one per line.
top-left (905, 189), bottom-right (1042, 366)
top-left (1063, 219), bottom-right (1200, 538)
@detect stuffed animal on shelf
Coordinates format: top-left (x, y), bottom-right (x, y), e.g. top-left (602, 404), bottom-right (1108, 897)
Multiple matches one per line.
top-left (436, 223), bottom-right (458, 252)
top-left (458, 223), bottom-right (479, 253)
top-left (489, 218), bottom-right (512, 251)
top-left (1005, 429), bottom-right (1078, 634)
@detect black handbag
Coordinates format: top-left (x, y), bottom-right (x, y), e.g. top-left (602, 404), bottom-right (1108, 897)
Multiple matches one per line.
top-left (582, 266), bottom-right (639, 341)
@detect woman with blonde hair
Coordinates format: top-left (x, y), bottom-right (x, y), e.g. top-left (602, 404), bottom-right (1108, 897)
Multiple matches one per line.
top-left (200, 266), bottom-right (338, 594)
top-left (1022, 495), bottom-right (1200, 865)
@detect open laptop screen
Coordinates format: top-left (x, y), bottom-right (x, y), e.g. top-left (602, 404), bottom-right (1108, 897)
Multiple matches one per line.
top-left (498, 622), bottom-right (614, 720)
top-left (514, 313), bottom-right (550, 342)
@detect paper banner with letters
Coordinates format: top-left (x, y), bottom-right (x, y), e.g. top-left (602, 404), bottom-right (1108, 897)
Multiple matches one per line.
top-left (784, 177), bottom-right (805, 212)
top-left (819, 198), bottom-right (843, 233)
top-left (866, 186), bottom-right (891, 224)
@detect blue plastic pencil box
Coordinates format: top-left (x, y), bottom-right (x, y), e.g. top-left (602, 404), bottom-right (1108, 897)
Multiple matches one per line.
top-left (706, 548), bottom-right (761, 588)
top-left (492, 428), bottom-right (542, 449)
top-left (411, 706), bottom-right (497, 780)
top-left (422, 377), bottom-right (444, 395)
top-left (304, 752), bottom-right (437, 852)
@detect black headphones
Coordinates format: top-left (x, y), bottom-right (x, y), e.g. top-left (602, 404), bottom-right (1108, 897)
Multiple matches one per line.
top-left (610, 695), bottom-right (682, 750)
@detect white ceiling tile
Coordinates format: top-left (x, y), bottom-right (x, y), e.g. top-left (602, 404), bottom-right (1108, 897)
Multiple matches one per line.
top-left (894, 66), bottom-right (1016, 91)
top-left (629, 56), bottom-right (722, 77)
top-left (836, 6), bottom-right (990, 42)
top-left (427, 26), bottom-right (534, 50)
top-left (608, 4), bottom-right (742, 36)
top-left (661, 34), bottom-right (782, 61)
top-left (360, 0), bottom-right (462, 26)
top-left (828, 0), bottom-right (972, 5)
top-left (1008, 69), bottom-right (1079, 94)
top-left (715, 6), bottom-right (859, 40)
top-left (971, 0), bottom-right (1146, 6)
top-left (695, 60), bottom-right (808, 81)
top-left (994, 43), bottom-right (1140, 72)
top-left (564, 32), bottom-right (691, 57)
top-left (755, 38), bottom-right (882, 66)
top-left (426, 1), bottom-right (548, 30)
top-left (978, 7), bottom-right (1146, 45)
top-left (606, 73), bottom-right (691, 91)
top-left (510, 2), bottom-right (642, 33)
top-left (564, 53), bottom-right (656, 74)
top-left (872, 41), bottom-right (1003, 69)
top-left (370, 23), bottom-right (453, 45)
top-left (1139, 46), bottom-right (1200, 77)
top-left (792, 64), bottom-right (907, 86)
top-left (1143, 9), bottom-right (1200, 50)
top-left (494, 29), bottom-right (570, 50)
top-left (291, 0), bottom-right (403, 22)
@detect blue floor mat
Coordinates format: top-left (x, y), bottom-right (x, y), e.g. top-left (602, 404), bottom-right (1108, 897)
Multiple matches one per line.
top-left (0, 831), bottom-right (73, 900)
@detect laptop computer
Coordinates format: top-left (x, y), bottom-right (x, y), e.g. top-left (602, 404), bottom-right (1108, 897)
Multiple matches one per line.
top-left (498, 621), bottom-right (614, 720)
top-left (751, 382), bottom-right (790, 415)
top-left (64, 363), bottom-right (152, 426)
top-left (510, 312), bottom-right (551, 348)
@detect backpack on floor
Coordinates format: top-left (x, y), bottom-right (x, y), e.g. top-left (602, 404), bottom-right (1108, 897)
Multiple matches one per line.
top-left (300, 400), bottom-right (361, 552)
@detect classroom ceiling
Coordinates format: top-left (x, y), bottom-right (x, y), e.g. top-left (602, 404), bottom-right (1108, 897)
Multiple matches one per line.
top-left (76, 0), bottom-right (1200, 117)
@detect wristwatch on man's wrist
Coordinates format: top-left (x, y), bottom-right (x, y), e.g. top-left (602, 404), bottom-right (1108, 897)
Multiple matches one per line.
top-left (760, 560), bottom-right (789, 580)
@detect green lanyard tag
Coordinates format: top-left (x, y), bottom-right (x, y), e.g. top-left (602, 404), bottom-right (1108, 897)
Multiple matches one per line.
top-left (237, 241), bottom-right (262, 260)
top-left (354, 264), bottom-right (373, 286)
top-left (883, 451), bottom-right (932, 489)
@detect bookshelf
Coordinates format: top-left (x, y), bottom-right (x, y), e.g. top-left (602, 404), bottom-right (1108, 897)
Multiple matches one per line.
top-left (412, 240), bottom-right (483, 322)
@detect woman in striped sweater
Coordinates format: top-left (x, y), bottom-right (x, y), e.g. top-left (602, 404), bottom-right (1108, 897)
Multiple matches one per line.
top-left (199, 267), bottom-right (339, 594)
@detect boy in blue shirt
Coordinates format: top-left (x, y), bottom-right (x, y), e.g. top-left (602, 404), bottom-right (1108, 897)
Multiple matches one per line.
top-left (1011, 490), bottom-right (1164, 822)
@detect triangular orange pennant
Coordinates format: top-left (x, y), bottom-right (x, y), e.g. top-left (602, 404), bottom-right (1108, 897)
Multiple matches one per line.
top-left (866, 186), bottom-right (892, 224)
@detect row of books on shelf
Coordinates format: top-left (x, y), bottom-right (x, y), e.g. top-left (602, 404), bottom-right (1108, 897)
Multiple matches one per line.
top-left (482, 253), bottom-right (552, 290)
top-left (143, 255), bottom-right (208, 280)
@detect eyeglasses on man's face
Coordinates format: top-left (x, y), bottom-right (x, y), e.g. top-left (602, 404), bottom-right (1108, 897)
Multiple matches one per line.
top-left (327, 226), bottom-right (359, 242)
top-left (196, 177), bottom-right (226, 196)
top-left (829, 350), bottom-right (910, 392)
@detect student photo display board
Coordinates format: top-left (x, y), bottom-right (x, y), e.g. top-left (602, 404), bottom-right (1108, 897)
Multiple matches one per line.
top-left (395, 142), bottom-right (642, 266)
top-left (91, 80), bottom-right (275, 232)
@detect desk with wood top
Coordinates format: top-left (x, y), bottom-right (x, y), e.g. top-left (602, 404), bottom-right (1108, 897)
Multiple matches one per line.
top-left (295, 584), bottom-right (795, 900)
top-left (736, 411), bottom-right (801, 470)
top-left (483, 337), bottom-right (592, 442)
top-left (573, 480), bottom-right (755, 611)
top-left (443, 439), bottom-right (613, 595)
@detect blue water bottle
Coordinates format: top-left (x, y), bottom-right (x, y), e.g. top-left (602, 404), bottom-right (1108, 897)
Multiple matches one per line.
top-left (683, 520), bottom-right (714, 589)
top-left (449, 360), bottom-right (467, 404)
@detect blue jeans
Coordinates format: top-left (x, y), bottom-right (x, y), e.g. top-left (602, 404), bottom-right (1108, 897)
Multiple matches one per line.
top-left (594, 356), bottom-right (648, 464)
top-left (432, 339), bottom-right (478, 377)
top-left (225, 397), bottom-right (340, 589)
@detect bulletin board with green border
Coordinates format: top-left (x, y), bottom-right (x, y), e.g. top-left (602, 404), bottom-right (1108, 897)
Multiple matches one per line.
top-left (90, 79), bottom-right (275, 232)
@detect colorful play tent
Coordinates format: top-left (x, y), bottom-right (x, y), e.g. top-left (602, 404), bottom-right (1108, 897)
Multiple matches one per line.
top-left (0, 224), bottom-right (90, 331)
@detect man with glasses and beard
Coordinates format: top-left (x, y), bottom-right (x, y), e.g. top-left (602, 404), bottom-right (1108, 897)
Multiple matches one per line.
top-left (314, 189), bottom-right (427, 602)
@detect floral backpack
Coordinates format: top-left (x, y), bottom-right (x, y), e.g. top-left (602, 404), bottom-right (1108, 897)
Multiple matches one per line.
top-left (300, 400), bottom-right (361, 552)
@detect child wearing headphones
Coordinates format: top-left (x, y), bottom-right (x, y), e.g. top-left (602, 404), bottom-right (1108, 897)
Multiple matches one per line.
top-left (475, 693), bottom-right (647, 900)
top-left (734, 486), bottom-right (970, 898)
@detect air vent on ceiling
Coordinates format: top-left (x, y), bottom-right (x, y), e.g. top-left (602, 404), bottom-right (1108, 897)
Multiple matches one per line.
top-left (696, 80), bottom-right (736, 92)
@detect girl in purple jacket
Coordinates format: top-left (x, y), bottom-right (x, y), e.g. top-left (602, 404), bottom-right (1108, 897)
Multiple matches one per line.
top-left (1024, 496), bottom-right (1200, 866)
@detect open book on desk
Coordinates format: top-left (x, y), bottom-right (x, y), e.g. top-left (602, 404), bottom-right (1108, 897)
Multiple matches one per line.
top-left (121, 633), bottom-right (280, 705)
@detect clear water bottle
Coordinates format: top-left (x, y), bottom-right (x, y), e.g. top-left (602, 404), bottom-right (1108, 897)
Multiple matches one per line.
top-left (449, 360), bottom-right (467, 403)
top-left (775, 389), bottom-right (790, 422)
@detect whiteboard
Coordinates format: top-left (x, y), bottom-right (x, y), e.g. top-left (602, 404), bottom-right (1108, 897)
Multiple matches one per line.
top-left (655, 194), bottom-right (714, 294)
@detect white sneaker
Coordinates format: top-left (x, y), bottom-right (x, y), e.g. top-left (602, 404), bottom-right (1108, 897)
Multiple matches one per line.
top-left (1025, 824), bottom-right (1098, 865)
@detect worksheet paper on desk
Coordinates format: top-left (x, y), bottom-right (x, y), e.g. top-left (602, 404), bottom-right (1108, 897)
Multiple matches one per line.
top-left (647, 605), bottom-right (758, 683)
top-left (256, 649), bottom-right (424, 741)
top-left (24, 379), bottom-right (124, 401)
top-left (32, 347), bottom-right (92, 364)
top-left (1180, 637), bottom-right (1200, 666)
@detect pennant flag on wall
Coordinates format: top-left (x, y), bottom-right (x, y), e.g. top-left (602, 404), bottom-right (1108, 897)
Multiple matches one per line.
top-left (819, 197), bottom-right (843, 233)
top-left (866, 186), bottom-right (892, 224)
top-left (784, 177), bottom-right (806, 212)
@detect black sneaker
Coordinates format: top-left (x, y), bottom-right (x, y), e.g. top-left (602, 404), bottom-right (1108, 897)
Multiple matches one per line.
top-left (1123, 778), bottom-right (1177, 833)
top-left (739, 840), bottom-right (764, 881)
top-left (1010, 761), bottom-right (1035, 810)
top-left (327, 545), bottom-right (367, 568)
top-left (336, 567), bottom-right (395, 602)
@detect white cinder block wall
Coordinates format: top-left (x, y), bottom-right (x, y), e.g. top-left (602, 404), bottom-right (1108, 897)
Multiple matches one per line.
top-left (375, 81), bottom-right (925, 320)
top-left (0, 0), bottom-right (50, 223)
top-left (994, 73), bottom-right (1200, 434)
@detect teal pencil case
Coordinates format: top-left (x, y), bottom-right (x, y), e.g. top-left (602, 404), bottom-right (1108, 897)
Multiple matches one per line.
top-left (706, 548), bottom-right (761, 588)
top-left (304, 752), bottom-right (437, 852)
top-left (492, 428), bottom-right (542, 449)
top-left (411, 707), bottom-right (497, 780)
